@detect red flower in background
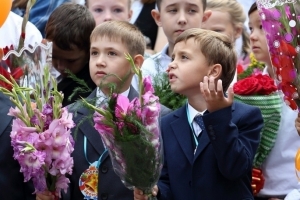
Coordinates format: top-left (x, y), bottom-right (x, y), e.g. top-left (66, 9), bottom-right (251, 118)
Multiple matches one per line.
top-left (234, 74), bottom-right (277, 95)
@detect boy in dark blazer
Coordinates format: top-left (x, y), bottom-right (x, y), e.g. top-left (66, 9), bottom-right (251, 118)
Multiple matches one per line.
top-left (37, 20), bottom-right (170, 200)
top-left (0, 92), bottom-right (35, 200)
top-left (134, 29), bottom-right (263, 200)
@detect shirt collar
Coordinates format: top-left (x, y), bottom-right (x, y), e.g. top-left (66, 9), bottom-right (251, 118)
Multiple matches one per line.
top-left (187, 103), bottom-right (206, 120)
top-left (96, 87), bottom-right (130, 106)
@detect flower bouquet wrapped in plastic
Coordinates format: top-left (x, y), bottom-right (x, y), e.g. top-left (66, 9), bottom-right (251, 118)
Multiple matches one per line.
top-left (256, 0), bottom-right (300, 110)
top-left (0, 55), bottom-right (75, 199)
top-left (233, 74), bottom-right (282, 195)
top-left (82, 54), bottom-right (163, 199)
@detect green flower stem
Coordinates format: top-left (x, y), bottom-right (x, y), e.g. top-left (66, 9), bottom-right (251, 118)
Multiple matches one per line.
top-left (81, 98), bottom-right (115, 127)
top-left (125, 53), bottom-right (144, 105)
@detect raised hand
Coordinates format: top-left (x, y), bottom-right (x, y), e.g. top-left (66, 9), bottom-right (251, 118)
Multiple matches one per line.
top-left (200, 76), bottom-right (233, 113)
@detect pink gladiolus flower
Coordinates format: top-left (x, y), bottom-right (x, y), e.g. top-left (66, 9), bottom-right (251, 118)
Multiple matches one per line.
top-left (143, 76), bottom-right (154, 93)
top-left (56, 175), bottom-right (70, 195)
top-left (60, 107), bottom-right (75, 129)
top-left (8, 107), bottom-right (21, 117)
top-left (115, 94), bottom-right (130, 118)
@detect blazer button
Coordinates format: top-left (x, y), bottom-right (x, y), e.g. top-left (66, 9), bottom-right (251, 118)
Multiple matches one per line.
top-left (189, 181), bottom-right (192, 187)
top-left (101, 193), bottom-right (108, 200)
top-left (101, 166), bottom-right (108, 174)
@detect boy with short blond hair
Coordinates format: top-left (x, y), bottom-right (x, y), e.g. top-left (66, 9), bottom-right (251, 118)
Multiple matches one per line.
top-left (133, 0), bottom-right (211, 90)
top-left (34, 21), bottom-right (171, 200)
top-left (134, 28), bottom-right (263, 199)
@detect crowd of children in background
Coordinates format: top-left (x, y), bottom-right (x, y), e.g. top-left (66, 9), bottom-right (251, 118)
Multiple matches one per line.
top-left (0, 0), bottom-right (300, 199)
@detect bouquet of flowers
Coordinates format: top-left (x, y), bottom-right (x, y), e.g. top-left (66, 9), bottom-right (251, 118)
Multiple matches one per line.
top-left (233, 74), bottom-right (282, 195)
top-left (0, 62), bottom-right (75, 198)
top-left (0, 0), bottom-right (41, 91)
top-left (256, 0), bottom-right (300, 110)
top-left (82, 53), bottom-right (163, 199)
top-left (237, 53), bottom-right (265, 80)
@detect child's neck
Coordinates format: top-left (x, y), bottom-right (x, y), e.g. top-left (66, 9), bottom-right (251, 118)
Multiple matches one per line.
top-left (167, 43), bottom-right (174, 57)
top-left (187, 94), bottom-right (207, 112)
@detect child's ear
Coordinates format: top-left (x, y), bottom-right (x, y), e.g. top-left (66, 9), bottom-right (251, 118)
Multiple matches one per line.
top-left (128, 9), bottom-right (133, 21)
top-left (208, 64), bottom-right (222, 78)
top-left (133, 54), bottom-right (144, 69)
top-left (234, 25), bottom-right (243, 40)
top-left (202, 10), bottom-right (212, 23)
top-left (151, 9), bottom-right (162, 27)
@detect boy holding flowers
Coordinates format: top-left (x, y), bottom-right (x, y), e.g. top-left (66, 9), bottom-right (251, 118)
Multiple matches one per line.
top-left (37, 20), bottom-right (170, 200)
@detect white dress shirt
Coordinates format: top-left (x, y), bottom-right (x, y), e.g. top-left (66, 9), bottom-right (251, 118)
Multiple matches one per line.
top-left (187, 103), bottom-right (206, 137)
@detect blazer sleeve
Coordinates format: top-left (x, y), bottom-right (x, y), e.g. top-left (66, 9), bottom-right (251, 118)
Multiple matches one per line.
top-left (202, 104), bottom-right (263, 180)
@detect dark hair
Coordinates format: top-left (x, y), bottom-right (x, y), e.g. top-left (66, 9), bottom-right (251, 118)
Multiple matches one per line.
top-left (157, 0), bottom-right (206, 11)
top-left (45, 3), bottom-right (95, 52)
top-left (248, 2), bottom-right (257, 16)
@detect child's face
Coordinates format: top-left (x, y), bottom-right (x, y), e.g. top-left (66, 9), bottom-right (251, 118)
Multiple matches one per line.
top-left (89, 36), bottom-right (133, 90)
top-left (167, 38), bottom-right (211, 96)
top-left (87, 0), bottom-right (131, 25)
top-left (202, 10), bottom-right (240, 42)
top-left (52, 43), bottom-right (89, 77)
top-left (153, 0), bottom-right (210, 45)
top-left (249, 10), bottom-right (271, 64)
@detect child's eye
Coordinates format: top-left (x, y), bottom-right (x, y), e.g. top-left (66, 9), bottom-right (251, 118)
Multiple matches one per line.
top-left (188, 9), bottom-right (196, 13)
top-left (91, 51), bottom-right (98, 56)
top-left (259, 25), bottom-right (263, 30)
top-left (168, 9), bottom-right (177, 13)
top-left (113, 8), bottom-right (123, 13)
top-left (248, 27), bottom-right (253, 33)
top-left (108, 51), bottom-right (117, 56)
top-left (94, 8), bottom-right (102, 13)
top-left (181, 55), bottom-right (188, 60)
top-left (67, 59), bottom-right (77, 63)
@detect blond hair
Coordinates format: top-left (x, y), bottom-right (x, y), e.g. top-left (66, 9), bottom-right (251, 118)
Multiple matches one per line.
top-left (175, 28), bottom-right (237, 91)
top-left (90, 21), bottom-right (146, 56)
top-left (206, 0), bottom-right (250, 56)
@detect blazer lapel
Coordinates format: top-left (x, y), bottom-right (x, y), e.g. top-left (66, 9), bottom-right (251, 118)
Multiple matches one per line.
top-left (171, 106), bottom-right (194, 165)
top-left (193, 103), bottom-right (237, 161)
top-left (74, 89), bottom-right (105, 155)
top-left (0, 93), bottom-right (13, 137)
top-left (193, 129), bottom-right (210, 161)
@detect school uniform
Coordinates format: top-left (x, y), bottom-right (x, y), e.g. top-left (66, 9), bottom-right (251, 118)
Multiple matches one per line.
top-left (158, 101), bottom-right (263, 200)
top-left (65, 87), bottom-right (171, 200)
top-left (0, 92), bottom-right (35, 200)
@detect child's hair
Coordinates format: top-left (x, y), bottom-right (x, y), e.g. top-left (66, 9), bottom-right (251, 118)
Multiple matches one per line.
top-left (206, 0), bottom-right (250, 57)
top-left (45, 3), bottom-right (95, 53)
top-left (90, 20), bottom-right (146, 56)
top-left (85, 0), bottom-right (131, 9)
top-left (156, 0), bottom-right (206, 11)
top-left (175, 28), bottom-right (237, 91)
top-left (248, 2), bottom-right (257, 16)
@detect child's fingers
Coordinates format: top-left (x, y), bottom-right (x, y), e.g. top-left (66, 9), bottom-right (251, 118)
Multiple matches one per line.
top-left (226, 86), bottom-right (234, 102)
top-left (208, 76), bottom-right (215, 92)
top-left (216, 79), bottom-right (224, 98)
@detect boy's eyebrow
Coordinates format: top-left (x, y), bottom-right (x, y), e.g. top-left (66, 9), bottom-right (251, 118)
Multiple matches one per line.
top-left (166, 2), bottom-right (199, 8)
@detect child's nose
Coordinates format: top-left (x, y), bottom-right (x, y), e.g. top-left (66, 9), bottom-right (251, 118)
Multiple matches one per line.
top-left (177, 11), bottom-right (187, 25)
top-left (104, 11), bottom-right (112, 21)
